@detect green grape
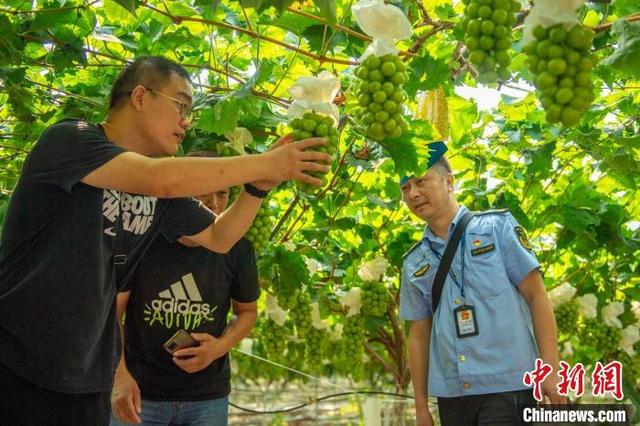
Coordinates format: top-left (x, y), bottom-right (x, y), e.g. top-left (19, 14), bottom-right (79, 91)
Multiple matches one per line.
top-left (244, 201), bottom-right (272, 254)
top-left (289, 111), bottom-right (338, 194)
top-left (216, 144), bottom-right (235, 157)
top-left (460, 0), bottom-right (517, 83)
top-left (611, 351), bottom-right (640, 392)
top-left (289, 290), bottom-right (312, 334)
top-left (261, 317), bottom-right (288, 359)
top-left (268, 275), bottom-right (298, 310)
top-left (354, 54), bottom-right (409, 141)
top-left (276, 290), bottom-right (296, 310)
top-left (555, 87), bottom-right (573, 104)
top-left (360, 282), bottom-right (390, 317)
top-left (525, 23), bottom-right (595, 126)
top-left (336, 315), bottom-right (366, 380)
top-left (304, 327), bottom-right (329, 373)
top-left (554, 301), bottom-right (579, 335)
top-left (580, 318), bottom-right (622, 355)
top-left (228, 186), bottom-right (241, 203)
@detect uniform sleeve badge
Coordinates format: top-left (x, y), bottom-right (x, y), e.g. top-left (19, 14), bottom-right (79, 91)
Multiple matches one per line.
top-left (514, 226), bottom-right (532, 251)
top-left (413, 263), bottom-right (431, 277)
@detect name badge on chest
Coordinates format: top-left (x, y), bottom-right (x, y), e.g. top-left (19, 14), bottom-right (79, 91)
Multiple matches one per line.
top-left (454, 304), bottom-right (479, 338)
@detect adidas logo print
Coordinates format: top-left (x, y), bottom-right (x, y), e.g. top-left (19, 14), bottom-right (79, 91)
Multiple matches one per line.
top-left (159, 273), bottom-right (202, 301)
top-left (151, 273), bottom-right (211, 315)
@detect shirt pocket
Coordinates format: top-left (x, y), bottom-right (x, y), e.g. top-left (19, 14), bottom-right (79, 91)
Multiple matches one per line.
top-left (466, 225), bottom-right (510, 299)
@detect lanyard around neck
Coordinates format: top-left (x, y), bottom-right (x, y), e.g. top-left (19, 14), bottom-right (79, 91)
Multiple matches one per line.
top-left (427, 232), bottom-right (466, 298)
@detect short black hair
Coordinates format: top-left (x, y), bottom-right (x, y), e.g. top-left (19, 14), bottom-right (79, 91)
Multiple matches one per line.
top-left (108, 56), bottom-right (191, 111)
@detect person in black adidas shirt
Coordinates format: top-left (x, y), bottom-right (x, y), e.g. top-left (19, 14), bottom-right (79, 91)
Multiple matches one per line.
top-left (111, 152), bottom-right (260, 426)
top-left (0, 56), bottom-right (328, 425)
top-left (111, 162), bottom-right (259, 425)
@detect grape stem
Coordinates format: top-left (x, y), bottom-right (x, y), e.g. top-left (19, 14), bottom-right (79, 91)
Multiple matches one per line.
top-left (144, 4), bottom-right (358, 66)
top-left (20, 34), bottom-right (293, 110)
top-left (270, 194), bottom-right (300, 240)
top-left (23, 78), bottom-right (102, 106)
top-left (595, 12), bottom-right (640, 32)
top-left (364, 341), bottom-right (396, 377)
top-left (196, 83), bottom-right (290, 109)
top-left (408, 22), bottom-right (455, 56)
top-left (0, 0), bottom-right (100, 15)
top-left (287, 7), bottom-right (372, 42)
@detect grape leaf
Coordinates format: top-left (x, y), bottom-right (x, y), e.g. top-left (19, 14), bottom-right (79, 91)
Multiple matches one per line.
top-left (112, 0), bottom-right (137, 15)
top-left (601, 19), bottom-right (640, 79)
top-left (197, 98), bottom-right (239, 135)
top-left (376, 120), bottom-right (435, 178)
top-left (317, 0), bottom-right (337, 25)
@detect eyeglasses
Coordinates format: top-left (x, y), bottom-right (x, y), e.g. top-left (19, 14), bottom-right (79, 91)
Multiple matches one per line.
top-left (145, 87), bottom-right (192, 119)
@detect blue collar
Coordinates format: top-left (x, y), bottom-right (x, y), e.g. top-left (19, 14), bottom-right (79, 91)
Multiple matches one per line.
top-left (422, 205), bottom-right (468, 246)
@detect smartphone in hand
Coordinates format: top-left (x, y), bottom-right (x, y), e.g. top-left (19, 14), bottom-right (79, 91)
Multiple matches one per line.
top-left (163, 329), bottom-right (199, 355)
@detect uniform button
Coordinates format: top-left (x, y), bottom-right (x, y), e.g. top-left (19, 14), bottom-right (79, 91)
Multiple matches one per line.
top-left (454, 298), bottom-right (461, 305)
top-left (459, 355), bottom-right (466, 362)
top-left (463, 383), bottom-right (471, 389)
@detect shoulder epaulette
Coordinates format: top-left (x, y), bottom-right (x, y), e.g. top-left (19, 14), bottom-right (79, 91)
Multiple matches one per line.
top-left (403, 241), bottom-right (422, 259)
top-left (474, 208), bottom-right (510, 216)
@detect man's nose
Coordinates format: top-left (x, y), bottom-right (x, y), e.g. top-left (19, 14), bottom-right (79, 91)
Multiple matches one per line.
top-left (407, 184), bottom-right (420, 199)
top-left (209, 197), bottom-right (221, 212)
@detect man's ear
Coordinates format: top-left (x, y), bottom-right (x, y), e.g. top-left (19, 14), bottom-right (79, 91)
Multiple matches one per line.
top-left (130, 85), bottom-right (146, 112)
top-left (447, 173), bottom-right (454, 191)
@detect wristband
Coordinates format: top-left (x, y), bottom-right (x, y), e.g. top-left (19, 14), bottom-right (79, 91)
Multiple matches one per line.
top-left (244, 183), bottom-right (269, 199)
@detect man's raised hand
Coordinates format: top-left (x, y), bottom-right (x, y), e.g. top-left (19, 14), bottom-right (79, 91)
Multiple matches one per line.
top-left (261, 136), bottom-right (331, 187)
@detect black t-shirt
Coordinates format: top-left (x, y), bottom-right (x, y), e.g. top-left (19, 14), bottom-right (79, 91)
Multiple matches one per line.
top-left (0, 119), bottom-right (214, 393)
top-left (123, 237), bottom-right (259, 401)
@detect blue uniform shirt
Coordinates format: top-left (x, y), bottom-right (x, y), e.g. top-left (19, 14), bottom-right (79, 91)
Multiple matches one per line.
top-left (400, 206), bottom-right (540, 397)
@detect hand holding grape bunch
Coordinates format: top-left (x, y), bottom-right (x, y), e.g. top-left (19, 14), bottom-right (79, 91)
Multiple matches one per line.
top-left (289, 111), bottom-right (339, 194)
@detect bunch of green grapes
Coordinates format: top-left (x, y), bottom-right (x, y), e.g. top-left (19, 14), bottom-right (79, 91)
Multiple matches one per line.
top-left (231, 348), bottom-right (267, 380)
top-left (288, 290), bottom-right (312, 334)
top-left (360, 282), bottom-right (390, 317)
top-left (274, 287), bottom-right (298, 309)
top-left (336, 315), bottom-right (366, 380)
top-left (290, 111), bottom-right (339, 194)
top-left (304, 327), bottom-right (329, 373)
top-left (554, 301), bottom-right (580, 335)
top-left (611, 350), bottom-right (639, 390)
top-left (287, 340), bottom-right (307, 371)
top-left (459, 0), bottom-right (519, 83)
top-left (272, 282), bottom-right (297, 311)
top-left (244, 202), bottom-right (272, 254)
top-left (353, 54), bottom-right (409, 141)
top-left (261, 317), bottom-right (288, 359)
top-left (228, 186), bottom-right (241, 203)
top-left (216, 144), bottom-right (236, 157)
top-left (524, 24), bottom-right (596, 126)
top-left (580, 318), bottom-right (621, 354)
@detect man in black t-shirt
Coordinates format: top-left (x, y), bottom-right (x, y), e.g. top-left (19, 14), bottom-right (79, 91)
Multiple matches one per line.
top-left (0, 56), bottom-right (329, 425)
top-left (111, 179), bottom-right (259, 426)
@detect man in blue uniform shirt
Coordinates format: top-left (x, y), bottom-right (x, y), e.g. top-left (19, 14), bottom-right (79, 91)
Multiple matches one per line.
top-left (399, 142), bottom-right (565, 426)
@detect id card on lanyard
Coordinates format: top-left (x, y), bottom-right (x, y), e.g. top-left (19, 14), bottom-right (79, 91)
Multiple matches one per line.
top-left (428, 232), bottom-right (479, 338)
top-left (454, 304), bottom-right (479, 338)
